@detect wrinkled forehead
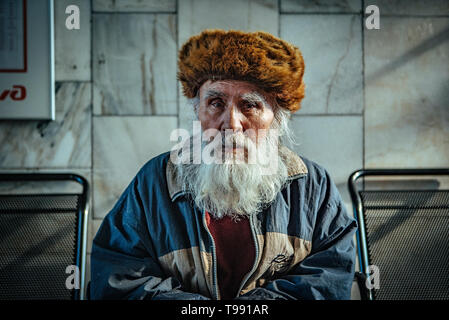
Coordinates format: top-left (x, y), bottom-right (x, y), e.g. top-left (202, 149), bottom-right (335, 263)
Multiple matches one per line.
top-left (199, 80), bottom-right (272, 105)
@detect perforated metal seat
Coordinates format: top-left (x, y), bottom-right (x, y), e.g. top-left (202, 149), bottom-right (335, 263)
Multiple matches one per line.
top-left (349, 169), bottom-right (449, 300)
top-left (0, 174), bottom-right (89, 300)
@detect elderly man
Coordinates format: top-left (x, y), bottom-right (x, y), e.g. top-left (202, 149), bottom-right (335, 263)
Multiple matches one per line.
top-left (90, 30), bottom-right (357, 300)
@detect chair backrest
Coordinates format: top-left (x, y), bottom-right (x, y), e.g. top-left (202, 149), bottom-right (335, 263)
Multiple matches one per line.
top-left (348, 169), bottom-right (449, 300)
top-left (0, 174), bottom-right (89, 300)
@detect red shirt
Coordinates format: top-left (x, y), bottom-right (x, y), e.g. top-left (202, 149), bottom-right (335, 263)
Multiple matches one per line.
top-left (205, 211), bottom-right (256, 299)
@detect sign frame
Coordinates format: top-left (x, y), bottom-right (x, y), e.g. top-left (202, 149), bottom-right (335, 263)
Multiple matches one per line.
top-left (0, 0), bottom-right (55, 120)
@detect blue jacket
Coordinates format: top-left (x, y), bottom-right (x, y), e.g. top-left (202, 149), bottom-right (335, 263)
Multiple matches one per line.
top-left (90, 147), bottom-right (357, 300)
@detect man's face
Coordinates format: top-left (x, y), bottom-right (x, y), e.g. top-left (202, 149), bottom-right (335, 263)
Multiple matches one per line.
top-left (197, 79), bottom-right (275, 145)
top-left (177, 80), bottom-right (289, 219)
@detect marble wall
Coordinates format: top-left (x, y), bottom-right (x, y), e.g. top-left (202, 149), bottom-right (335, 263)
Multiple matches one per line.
top-left (1, 0), bottom-right (448, 299)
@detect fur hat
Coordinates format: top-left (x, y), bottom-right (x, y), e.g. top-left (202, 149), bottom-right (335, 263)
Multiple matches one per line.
top-left (177, 29), bottom-right (306, 113)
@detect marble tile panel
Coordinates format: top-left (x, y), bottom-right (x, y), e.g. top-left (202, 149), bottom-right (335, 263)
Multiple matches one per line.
top-left (54, 0), bottom-right (91, 81)
top-left (178, 92), bottom-right (197, 132)
top-left (93, 0), bottom-right (176, 12)
top-left (178, 0), bottom-right (279, 46)
top-left (281, 14), bottom-right (363, 114)
top-left (281, 0), bottom-right (361, 13)
top-left (93, 14), bottom-right (177, 115)
top-left (0, 82), bottom-right (92, 168)
top-left (351, 278), bottom-right (361, 300)
top-left (369, 0), bottom-right (449, 16)
top-left (87, 219), bottom-right (103, 254)
top-left (288, 115), bottom-right (363, 206)
top-left (364, 17), bottom-right (449, 168)
top-left (92, 116), bottom-right (177, 218)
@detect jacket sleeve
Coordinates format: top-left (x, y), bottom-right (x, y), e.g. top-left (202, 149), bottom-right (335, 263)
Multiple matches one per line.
top-left (238, 169), bottom-right (357, 300)
top-left (90, 176), bottom-right (209, 300)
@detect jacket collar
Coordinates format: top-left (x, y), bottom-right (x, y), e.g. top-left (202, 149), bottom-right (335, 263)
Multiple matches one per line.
top-left (166, 145), bottom-right (308, 201)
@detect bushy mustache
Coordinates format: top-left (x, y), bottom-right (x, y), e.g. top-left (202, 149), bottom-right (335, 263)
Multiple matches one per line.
top-left (205, 131), bottom-right (254, 150)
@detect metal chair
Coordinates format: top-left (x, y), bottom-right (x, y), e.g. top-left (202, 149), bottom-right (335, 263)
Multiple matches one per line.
top-left (0, 173), bottom-right (89, 300)
top-left (348, 168), bottom-right (449, 300)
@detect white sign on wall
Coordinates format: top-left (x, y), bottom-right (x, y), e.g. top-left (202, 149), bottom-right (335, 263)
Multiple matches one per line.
top-left (0, 0), bottom-right (55, 120)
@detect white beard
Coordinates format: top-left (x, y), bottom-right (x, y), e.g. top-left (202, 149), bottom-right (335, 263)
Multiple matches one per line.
top-left (175, 129), bottom-right (289, 220)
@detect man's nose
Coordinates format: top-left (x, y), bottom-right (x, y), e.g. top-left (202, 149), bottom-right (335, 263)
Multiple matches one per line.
top-left (221, 105), bottom-right (244, 133)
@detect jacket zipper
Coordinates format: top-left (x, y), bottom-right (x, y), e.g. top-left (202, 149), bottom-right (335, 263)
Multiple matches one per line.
top-left (235, 213), bottom-right (260, 298)
top-left (235, 176), bottom-right (308, 297)
top-left (202, 210), bottom-right (221, 300)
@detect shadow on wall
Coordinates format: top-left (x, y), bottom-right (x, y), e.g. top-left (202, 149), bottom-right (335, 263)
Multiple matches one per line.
top-left (365, 25), bottom-right (449, 85)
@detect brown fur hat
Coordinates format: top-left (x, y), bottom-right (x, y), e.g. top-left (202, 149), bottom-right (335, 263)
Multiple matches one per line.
top-left (177, 29), bottom-right (305, 113)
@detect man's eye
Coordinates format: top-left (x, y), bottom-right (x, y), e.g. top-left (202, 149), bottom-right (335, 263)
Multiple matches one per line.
top-left (244, 103), bottom-right (258, 110)
top-left (209, 100), bottom-right (224, 108)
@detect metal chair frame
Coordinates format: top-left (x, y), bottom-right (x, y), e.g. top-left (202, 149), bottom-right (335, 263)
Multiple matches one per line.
top-left (348, 168), bottom-right (449, 300)
top-left (0, 173), bottom-right (89, 300)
